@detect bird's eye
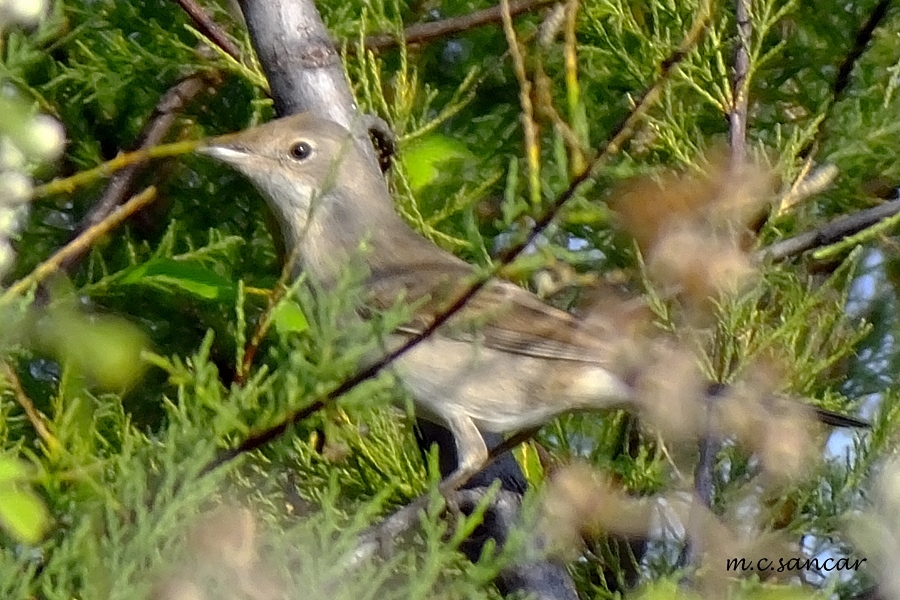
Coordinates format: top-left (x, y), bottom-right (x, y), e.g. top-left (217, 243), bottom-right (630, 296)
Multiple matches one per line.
top-left (289, 141), bottom-right (313, 161)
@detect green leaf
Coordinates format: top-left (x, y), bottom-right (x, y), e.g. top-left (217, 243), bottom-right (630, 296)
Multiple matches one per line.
top-left (272, 299), bottom-right (309, 335)
top-left (0, 486), bottom-right (50, 545)
top-left (38, 310), bottom-right (150, 391)
top-left (402, 135), bottom-right (472, 192)
top-left (117, 258), bottom-right (235, 301)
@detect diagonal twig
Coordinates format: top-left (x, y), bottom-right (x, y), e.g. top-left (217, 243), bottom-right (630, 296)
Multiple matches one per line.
top-left (173, 0), bottom-right (241, 60)
top-left (31, 142), bottom-right (198, 200)
top-left (756, 197), bottom-right (900, 262)
top-left (799, 0), bottom-right (893, 158)
top-left (1, 187), bottom-right (159, 303)
top-left (61, 68), bottom-right (222, 274)
top-left (0, 361), bottom-right (59, 452)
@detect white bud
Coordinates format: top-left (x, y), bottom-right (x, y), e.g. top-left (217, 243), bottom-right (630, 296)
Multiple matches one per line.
top-left (0, 208), bottom-right (17, 235)
top-left (21, 115), bottom-right (65, 160)
top-left (0, 0), bottom-right (45, 25)
top-left (0, 171), bottom-right (32, 204)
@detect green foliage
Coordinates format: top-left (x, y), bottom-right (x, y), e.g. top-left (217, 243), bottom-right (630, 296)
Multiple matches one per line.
top-left (0, 0), bottom-right (898, 598)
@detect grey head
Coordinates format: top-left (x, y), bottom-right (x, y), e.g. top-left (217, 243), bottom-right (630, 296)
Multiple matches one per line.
top-left (200, 113), bottom-right (399, 282)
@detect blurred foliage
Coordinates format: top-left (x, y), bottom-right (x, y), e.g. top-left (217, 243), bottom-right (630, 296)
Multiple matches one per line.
top-left (0, 0), bottom-right (897, 598)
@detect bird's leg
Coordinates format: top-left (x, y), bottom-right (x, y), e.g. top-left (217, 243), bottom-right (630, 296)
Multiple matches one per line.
top-left (438, 412), bottom-right (489, 493)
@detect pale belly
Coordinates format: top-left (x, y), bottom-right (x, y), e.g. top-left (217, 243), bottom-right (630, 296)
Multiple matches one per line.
top-left (391, 334), bottom-right (632, 432)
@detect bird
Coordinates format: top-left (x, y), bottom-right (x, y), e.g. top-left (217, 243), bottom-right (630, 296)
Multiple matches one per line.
top-left (200, 113), bottom-right (868, 485)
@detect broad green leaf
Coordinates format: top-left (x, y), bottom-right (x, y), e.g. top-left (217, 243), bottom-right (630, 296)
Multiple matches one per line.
top-left (118, 258), bottom-right (235, 301)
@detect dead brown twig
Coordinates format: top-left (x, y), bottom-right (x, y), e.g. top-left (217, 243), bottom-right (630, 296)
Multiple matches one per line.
top-left (61, 68), bottom-right (221, 274)
top-left (0, 360), bottom-right (59, 452)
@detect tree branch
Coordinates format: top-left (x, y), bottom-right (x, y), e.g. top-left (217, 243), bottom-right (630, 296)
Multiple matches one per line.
top-left (235, 0), bottom-right (382, 172)
top-left (758, 197), bottom-right (900, 262)
top-left (363, 0), bottom-right (557, 52)
top-left (173, 0), bottom-right (241, 60)
top-left (1, 187), bottom-right (159, 303)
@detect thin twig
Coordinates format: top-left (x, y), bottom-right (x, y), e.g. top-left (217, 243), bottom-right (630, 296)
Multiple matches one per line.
top-left (1, 187), bottom-right (158, 303)
top-left (680, 410), bottom-right (716, 569)
top-left (31, 141), bottom-right (198, 200)
top-left (234, 250), bottom-right (306, 385)
top-left (501, 0), bottom-right (542, 207)
top-left (173, 0), bottom-right (241, 60)
top-left (363, 0), bottom-right (556, 51)
top-left (687, 0), bottom-right (753, 555)
top-left (563, 0), bottom-right (587, 175)
top-left (833, 0), bottom-right (891, 104)
top-left (799, 0), bottom-right (892, 158)
top-left (813, 205), bottom-right (900, 261)
top-left (203, 10), bottom-right (710, 476)
top-left (0, 361), bottom-right (59, 452)
top-left (756, 197), bottom-right (900, 262)
top-left (62, 69), bottom-right (221, 273)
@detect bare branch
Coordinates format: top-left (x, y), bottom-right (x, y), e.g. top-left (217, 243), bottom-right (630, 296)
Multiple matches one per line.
top-left (729, 0), bottom-right (750, 167)
top-left (363, 0), bottom-right (557, 52)
top-left (235, 0), bottom-right (382, 172)
top-left (173, 0), bottom-right (241, 60)
top-left (758, 197), bottom-right (900, 262)
top-left (800, 0), bottom-right (892, 158)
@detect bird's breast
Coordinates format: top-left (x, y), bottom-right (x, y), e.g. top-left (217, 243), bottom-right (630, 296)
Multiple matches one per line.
top-left (389, 334), bottom-right (634, 432)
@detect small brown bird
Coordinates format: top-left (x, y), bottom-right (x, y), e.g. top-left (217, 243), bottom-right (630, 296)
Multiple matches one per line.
top-left (201, 114), bottom-right (866, 484)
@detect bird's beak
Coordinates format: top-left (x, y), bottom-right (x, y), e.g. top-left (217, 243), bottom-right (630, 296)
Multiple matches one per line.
top-left (197, 134), bottom-right (252, 165)
top-left (199, 144), bottom-right (245, 164)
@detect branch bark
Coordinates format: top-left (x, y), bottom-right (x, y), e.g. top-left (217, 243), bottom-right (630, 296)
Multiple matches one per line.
top-left (363, 0), bottom-right (556, 52)
top-left (757, 197), bottom-right (900, 262)
top-left (173, 0), bottom-right (241, 60)
top-left (235, 0), bottom-right (382, 171)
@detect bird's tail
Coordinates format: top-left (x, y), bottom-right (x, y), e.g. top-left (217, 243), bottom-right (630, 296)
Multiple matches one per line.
top-left (704, 381), bottom-right (869, 429)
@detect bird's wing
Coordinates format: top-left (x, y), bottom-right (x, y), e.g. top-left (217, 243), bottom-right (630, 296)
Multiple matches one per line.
top-left (369, 261), bottom-right (609, 364)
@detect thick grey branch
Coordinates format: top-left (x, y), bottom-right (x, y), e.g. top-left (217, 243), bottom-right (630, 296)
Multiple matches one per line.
top-left (235, 0), bottom-right (381, 171)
